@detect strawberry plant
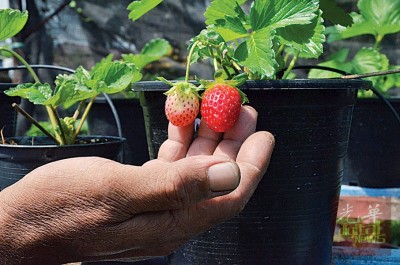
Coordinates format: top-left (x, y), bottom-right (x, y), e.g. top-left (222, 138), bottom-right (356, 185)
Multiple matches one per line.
top-left (0, 8), bottom-right (141, 145)
top-left (128, 0), bottom-right (355, 132)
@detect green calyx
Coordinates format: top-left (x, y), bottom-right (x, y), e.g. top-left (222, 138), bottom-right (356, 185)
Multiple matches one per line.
top-left (159, 77), bottom-right (202, 98)
top-left (198, 71), bottom-right (249, 105)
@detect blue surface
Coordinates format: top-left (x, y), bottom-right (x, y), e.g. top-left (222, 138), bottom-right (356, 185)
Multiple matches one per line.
top-left (340, 185), bottom-right (400, 198)
top-left (332, 246), bottom-right (400, 264)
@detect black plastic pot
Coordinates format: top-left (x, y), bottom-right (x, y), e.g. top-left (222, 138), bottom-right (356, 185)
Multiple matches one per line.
top-left (133, 79), bottom-right (372, 265)
top-left (343, 98), bottom-right (400, 188)
top-left (0, 135), bottom-right (125, 191)
top-left (0, 83), bottom-right (20, 137)
top-left (87, 96), bottom-right (149, 166)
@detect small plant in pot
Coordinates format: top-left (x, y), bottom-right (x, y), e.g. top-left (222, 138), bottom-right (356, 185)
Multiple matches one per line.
top-left (127, 0), bottom-right (393, 264)
top-left (0, 8), bottom-right (142, 190)
top-left (87, 38), bottom-right (173, 166)
top-left (308, 0), bottom-right (400, 188)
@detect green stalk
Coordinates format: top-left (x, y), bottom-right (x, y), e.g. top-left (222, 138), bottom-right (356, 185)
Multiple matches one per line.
top-left (12, 103), bottom-right (59, 144)
top-left (185, 40), bottom-right (200, 83)
top-left (277, 44), bottom-right (285, 56)
top-left (374, 34), bottom-right (383, 50)
top-left (0, 47), bottom-right (40, 83)
top-left (282, 52), bottom-right (299, 79)
top-left (0, 47), bottom-right (64, 144)
top-left (74, 97), bottom-right (96, 141)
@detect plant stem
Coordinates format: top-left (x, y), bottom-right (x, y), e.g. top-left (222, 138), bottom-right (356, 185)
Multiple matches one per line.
top-left (0, 47), bottom-right (41, 83)
top-left (74, 97), bottom-right (95, 141)
top-left (282, 52), bottom-right (299, 79)
top-left (277, 44), bottom-right (285, 56)
top-left (374, 34), bottom-right (383, 50)
top-left (12, 103), bottom-right (59, 144)
top-left (213, 58), bottom-right (219, 72)
top-left (340, 68), bottom-right (400, 79)
top-left (0, 47), bottom-right (64, 144)
top-left (73, 100), bottom-right (86, 120)
top-left (185, 40), bottom-right (200, 83)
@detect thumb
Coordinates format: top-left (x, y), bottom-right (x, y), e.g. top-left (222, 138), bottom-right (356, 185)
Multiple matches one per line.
top-left (121, 155), bottom-right (241, 213)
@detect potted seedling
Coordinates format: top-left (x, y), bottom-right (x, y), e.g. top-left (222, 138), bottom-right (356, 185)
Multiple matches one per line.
top-left (0, 8), bottom-right (142, 190)
top-left (308, 0), bottom-right (400, 188)
top-left (127, 0), bottom-right (378, 264)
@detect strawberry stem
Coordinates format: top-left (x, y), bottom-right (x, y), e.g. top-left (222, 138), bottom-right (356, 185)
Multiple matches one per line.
top-left (185, 40), bottom-right (200, 83)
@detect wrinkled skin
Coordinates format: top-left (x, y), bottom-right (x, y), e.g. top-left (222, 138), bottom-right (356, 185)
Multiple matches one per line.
top-left (0, 106), bottom-right (274, 264)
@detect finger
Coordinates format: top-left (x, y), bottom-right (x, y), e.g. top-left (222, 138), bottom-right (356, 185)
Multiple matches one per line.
top-left (157, 122), bottom-right (194, 162)
top-left (213, 105), bottom-right (258, 159)
top-left (120, 155), bottom-right (241, 213)
top-left (182, 131), bottom-right (275, 230)
top-left (186, 118), bottom-right (222, 156)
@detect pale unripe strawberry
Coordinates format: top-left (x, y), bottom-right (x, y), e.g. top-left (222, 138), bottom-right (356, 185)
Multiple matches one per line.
top-left (164, 82), bottom-right (200, 127)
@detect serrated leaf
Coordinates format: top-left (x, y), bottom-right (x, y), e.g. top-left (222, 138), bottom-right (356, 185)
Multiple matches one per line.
top-left (327, 0), bottom-right (400, 42)
top-left (250, 0), bottom-right (319, 30)
top-left (0, 8), bottom-right (28, 42)
top-left (90, 61), bottom-right (139, 94)
top-left (5, 83), bottom-right (53, 105)
top-left (204, 0), bottom-right (247, 25)
top-left (319, 0), bottom-right (353, 26)
top-left (326, 13), bottom-right (373, 42)
top-left (51, 72), bottom-right (96, 107)
top-left (122, 38), bottom-right (172, 70)
top-left (277, 11), bottom-right (325, 58)
top-left (90, 54), bottom-right (114, 74)
top-left (358, 0), bottom-right (400, 37)
top-left (127, 0), bottom-right (163, 21)
top-left (234, 28), bottom-right (276, 79)
top-left (352, 47), bottom-right (388, 74)
top-left (215, 16), bottom-right (248, 35)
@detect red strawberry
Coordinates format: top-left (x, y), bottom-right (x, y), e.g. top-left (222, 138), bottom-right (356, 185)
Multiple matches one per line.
top-left (200, 83), bottom-right (247, 132)
top-left (164, 82), bottom-right (200, 127)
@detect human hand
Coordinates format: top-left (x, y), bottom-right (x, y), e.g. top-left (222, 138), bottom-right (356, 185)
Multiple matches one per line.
top-left (0, 106), bottom-right (274, 264)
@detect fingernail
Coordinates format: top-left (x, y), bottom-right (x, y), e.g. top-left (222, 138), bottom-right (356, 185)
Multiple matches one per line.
top-left (208, 162), bottom-right (240, 192)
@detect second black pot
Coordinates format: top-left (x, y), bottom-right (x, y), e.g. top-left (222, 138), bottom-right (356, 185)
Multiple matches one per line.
top-left (343, 98), bottom-right (400, 188)
top-left (0, 135), bottom-right (125, 191)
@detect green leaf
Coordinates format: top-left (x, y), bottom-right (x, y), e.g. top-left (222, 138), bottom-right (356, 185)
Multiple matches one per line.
top-left (204, 0), bottom-right (247, 25)
top-left (51, 70), bottom-right (96, 107)
top-left (127, 0), bottom-right (163, 21)
top-left (277, 11), bottom-right (325, 58)
top-left (319, 0), bottom-right (353, 26)
top-left (215, 16), bottom-right (248, 35)
top-left (326, 13), bottom-right (373, 42)
top-left (5, 83), bottom-right (53, 105)
top-left (90, 54), bottom-right (114, 74)
top-left (0, 8), bottom-right (28, 42)
top-left (327, 0), bottom-right (400, 42)
top-left (308, 48), bottom-right (352, 78)
top-left (351, 47), bottom-right (388, 75)
top-left (89, 61), bottom-right (139, 94)
top-left (250, 0), bottom-right (319, 30)
top-left (122, 38), bottom-right (172, 70)
top-left (358, 0), bottom-right (400, 37)
top-left (234, 28), bottom-right (277, 79)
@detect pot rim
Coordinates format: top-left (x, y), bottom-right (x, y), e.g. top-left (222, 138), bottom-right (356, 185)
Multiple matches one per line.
top-left (131, 79), bottom-right (373, 92)
top-left (0, 135), bottom-right (126, 148)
